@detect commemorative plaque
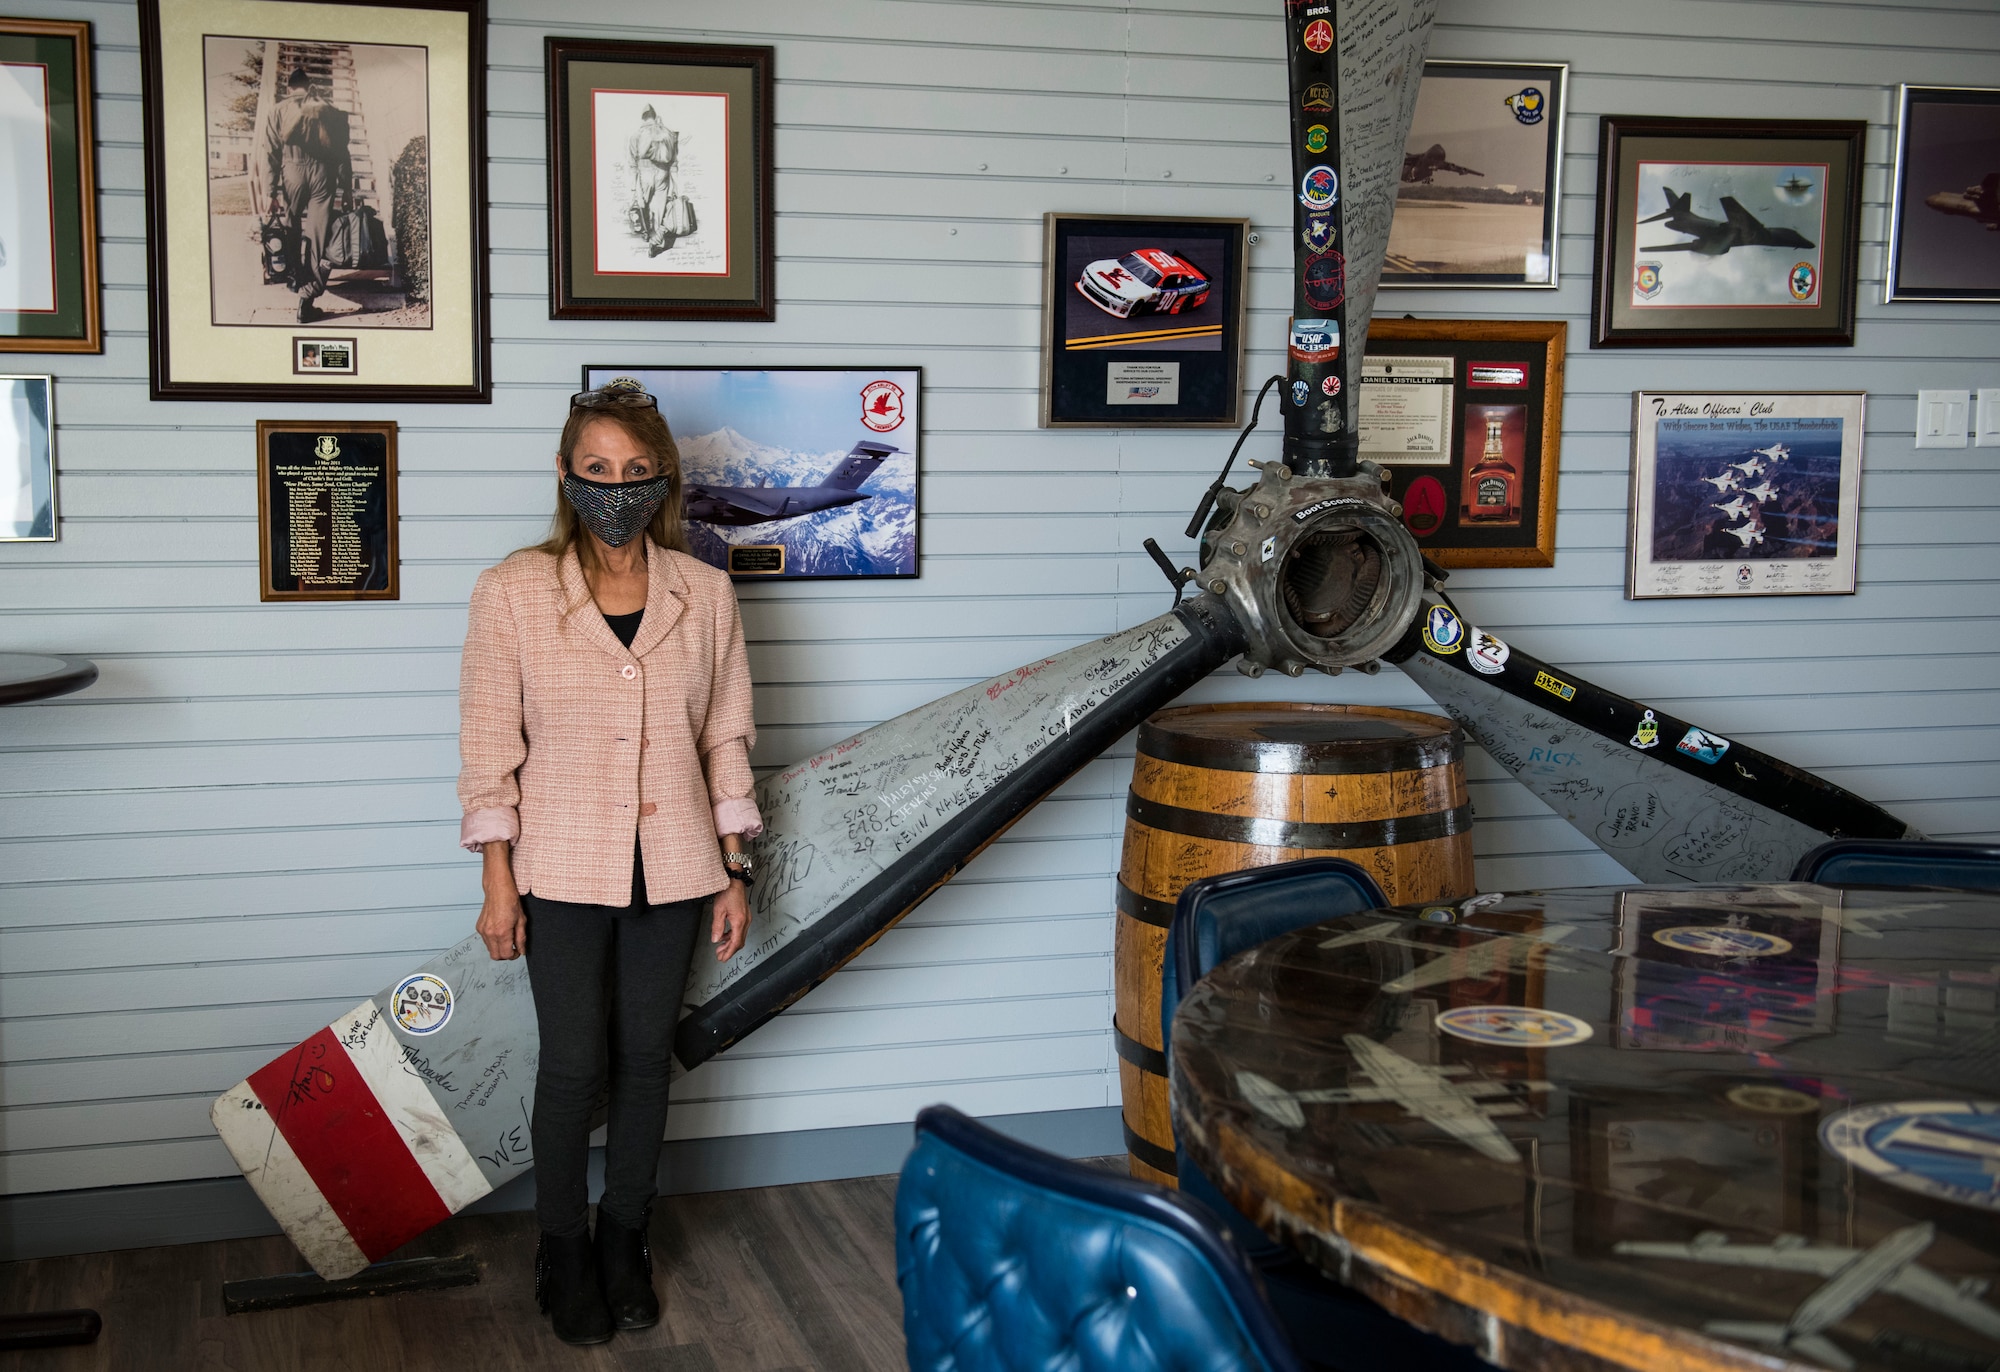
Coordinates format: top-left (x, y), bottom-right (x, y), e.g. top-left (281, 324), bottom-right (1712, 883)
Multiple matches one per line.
top-left (255, 420), bottom-right (399, 601)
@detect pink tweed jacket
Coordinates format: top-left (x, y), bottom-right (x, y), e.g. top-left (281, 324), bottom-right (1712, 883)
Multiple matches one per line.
top-left (457, 540), bottom-right (762, 907)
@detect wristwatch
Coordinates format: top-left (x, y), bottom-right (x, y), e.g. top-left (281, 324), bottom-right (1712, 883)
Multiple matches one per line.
top-left (723, 850), bottom-right (756, 888)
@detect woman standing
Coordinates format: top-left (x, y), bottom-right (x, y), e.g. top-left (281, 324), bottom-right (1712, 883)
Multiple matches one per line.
top-left (457, 379), bottom-right (760, 1345)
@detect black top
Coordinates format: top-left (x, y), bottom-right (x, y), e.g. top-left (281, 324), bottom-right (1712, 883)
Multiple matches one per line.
top-left (603, 609), bottom-right (643, 648)
top-left (0, 654), bottom-right (98, 706)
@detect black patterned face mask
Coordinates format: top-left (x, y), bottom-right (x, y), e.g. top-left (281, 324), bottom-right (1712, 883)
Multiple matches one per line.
top-left (562, 470), bottom-right (672, 548)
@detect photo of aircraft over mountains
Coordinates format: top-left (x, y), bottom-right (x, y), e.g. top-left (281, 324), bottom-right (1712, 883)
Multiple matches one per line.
top-left (1650, 419), bottom-right (1840, 563)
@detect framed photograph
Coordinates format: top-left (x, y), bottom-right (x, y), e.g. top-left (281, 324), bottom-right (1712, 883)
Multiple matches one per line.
top-left (1384, 60), bottom-right (1567, 289)
top-left (581, 366), bottom-right (919, 581)
top-left (1360, 318), bottom-right (1564, 568)
top-left (1, 19), bottom-right (98, 354)
top-left (256, 419), bottom-right (397, 600)
top-left (2, 375), bottom-right (55, 540)
top-left (138, 0), bottom-right (490, 402)
top-left (1040, 213), bottom-right (1249, 427)
top-left (1591, 117), bottom-right (1864, 348)
top-left (1886, 85), bottom-right (2000, 303)
top-left (1627, 391), bottom-right (1864, 600)
top-left (547, 38), bottom-right (774, 322)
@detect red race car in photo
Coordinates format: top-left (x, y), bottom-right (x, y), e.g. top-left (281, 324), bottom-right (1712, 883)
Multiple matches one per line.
top-left (1076, 248), bottom-right (1212, 318)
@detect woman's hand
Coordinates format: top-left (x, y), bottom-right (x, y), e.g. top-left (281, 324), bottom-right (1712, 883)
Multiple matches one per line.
top-left (711, 880), bottom-right (751, 961)
top-left (477, 842), bottom-right (526, 960)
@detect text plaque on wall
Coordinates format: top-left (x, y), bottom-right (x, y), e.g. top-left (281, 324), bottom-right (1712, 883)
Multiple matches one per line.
top-left (256, 421), bottom-right (399, 601)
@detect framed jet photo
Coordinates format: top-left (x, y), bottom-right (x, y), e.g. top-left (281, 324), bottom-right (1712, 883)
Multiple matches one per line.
top-left (1627, 391), bottom-right (1864, 600)
top-left (137, 0), bottom-right (491, 401)
top-left (1886, 85), bottom-right (2000, 303)
top-left (1591, 118), bottom-right (1864, 348)
top-left (1039, 213), bottom-right (1250, 427)
top-left (582, 365), bottom-right (919, 581)
top-left (1383, 60), bottom-right (1567, 289)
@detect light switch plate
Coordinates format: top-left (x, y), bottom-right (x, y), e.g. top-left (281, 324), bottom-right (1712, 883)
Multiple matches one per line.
top-left (1916, 388), bottom-right (1969, 449)
top-left (1977, 389), bottom-right (2000, 448)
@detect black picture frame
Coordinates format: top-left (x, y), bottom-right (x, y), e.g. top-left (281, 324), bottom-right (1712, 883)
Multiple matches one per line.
top-left (1886, 84), bottom-right (2000, 304)
top-left (547, 38), bottom-right (775, 323)
top-left (138, 0), bottom-right (491, 402)
top-left (1590, 116), bottom-right (1864, 349)
top-left (581, 364), bottom-right (920, 582)
top-left (1040, 213), bottom-right (1249, 427)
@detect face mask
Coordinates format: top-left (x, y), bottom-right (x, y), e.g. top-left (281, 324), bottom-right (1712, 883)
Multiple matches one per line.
top-left (563, 470), bottom-right (672, 548)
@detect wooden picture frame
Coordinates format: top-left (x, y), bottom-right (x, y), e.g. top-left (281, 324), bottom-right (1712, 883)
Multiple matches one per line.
top-left (138, 0), bottom-right (491, 402)
top-left (1362, 317), bottom-right (1564, 568)
top-left (1039, 213), bottom-right (1250, 428)
top-left (1885, 84), bottom-right (2000, 304)
top-left (546, 37), bottom-right (775, 322)
top-left (0, 19), bottom-right (99, 354)
top-left (1384, 59), bottom-right (1568, 290)
top-left (256, 419), bottom-right (398, 600)
top-left (1590, 116), bottom-right (1864, 349)
top-left (581, 365), bottom-right (920, 581)
top-left (1626, 391), bottom-right (1864, 600)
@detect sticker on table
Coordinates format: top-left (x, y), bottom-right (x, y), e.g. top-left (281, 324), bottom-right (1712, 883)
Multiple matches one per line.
top-left (1654, 926), bottom-right (1795, 958)
top-left (1727, 1084), bottom-right (1819, 1114)
top-left (1436, 1005), bottom-right (1593, 1048)
top-left (1820, 1100), bottom-right (2000, 1211)
top-left (391, 974), bottom-right (454, 1035)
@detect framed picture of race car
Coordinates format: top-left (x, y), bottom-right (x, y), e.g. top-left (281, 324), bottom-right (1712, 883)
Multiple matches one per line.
top-left (547, 38), bottom-right (775, 322)
top-left (1039, 213), bottom-right (1250, 427)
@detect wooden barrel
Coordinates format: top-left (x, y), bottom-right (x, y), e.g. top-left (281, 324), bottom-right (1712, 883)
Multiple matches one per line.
top-left (1114, 702), bottom-right (1476, 1184)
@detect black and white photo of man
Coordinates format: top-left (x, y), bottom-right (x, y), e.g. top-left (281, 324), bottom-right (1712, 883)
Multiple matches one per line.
top-left (627, 104), bottom-right (695, 255)
top-left (591, 88), bottom-right (727, 276)
top-left (261, 65), bottom-right (350, 321)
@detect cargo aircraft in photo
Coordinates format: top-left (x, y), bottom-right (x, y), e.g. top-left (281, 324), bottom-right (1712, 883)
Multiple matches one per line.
top-left (683, 441), bottom-right (899, 527)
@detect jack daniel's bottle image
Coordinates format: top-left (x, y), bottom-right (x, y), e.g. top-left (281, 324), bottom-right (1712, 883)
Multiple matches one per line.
top-left (1460, 406), bottom-right (1522, 526)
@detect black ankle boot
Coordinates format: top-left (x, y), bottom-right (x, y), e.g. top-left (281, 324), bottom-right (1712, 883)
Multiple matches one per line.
top-left (535, 1229), bottom-right (613, 1345)
top-left (593, 1211), bottom-right (660, 1330)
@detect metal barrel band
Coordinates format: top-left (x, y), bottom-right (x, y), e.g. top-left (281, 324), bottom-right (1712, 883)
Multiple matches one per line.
top-left (1126, 793), bottom-right (1474, 850)
top-left (1113, 1019), bottom-right (1170, 1077)
top-left (1121, 1115), bottom-right (1180, 1177)
top-left (1115, 878), bottom-right (1177, 929)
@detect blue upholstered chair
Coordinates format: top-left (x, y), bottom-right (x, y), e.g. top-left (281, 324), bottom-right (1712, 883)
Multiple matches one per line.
top-left (895, 1103), bottom-right (1304, 1372)
top-left (1162, 858), bottom-right (1491, 1372)
top-left (1792, 838), bottom-right (2000, 891)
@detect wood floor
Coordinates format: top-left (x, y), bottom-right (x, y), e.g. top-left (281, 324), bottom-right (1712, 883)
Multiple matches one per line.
top-left (0, 1172), bottom-right (913, 1372)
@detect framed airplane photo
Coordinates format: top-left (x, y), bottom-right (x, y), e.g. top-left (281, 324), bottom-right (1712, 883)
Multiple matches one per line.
top-left (1591, 117), bottom-right (1864, 348)
top-left (582, 365), bottom-right (919, 581)
top-left (1886, 85), bottom-right (2000, 303)
top-left (1627, 391), bottom-right (1864, 600)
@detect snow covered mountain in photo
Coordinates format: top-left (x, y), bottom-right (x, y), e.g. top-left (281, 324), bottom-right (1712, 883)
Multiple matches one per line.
top-left (678, 427), bottom-right (917, 578)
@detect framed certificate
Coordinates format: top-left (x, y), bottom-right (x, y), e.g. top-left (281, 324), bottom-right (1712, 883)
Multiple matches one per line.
top-left (0, 19), bottom-right (99, 354)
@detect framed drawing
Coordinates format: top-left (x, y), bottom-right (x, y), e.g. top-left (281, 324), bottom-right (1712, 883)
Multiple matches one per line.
top-left (581, 365), bottom-right (919, 581)
top-left (1360, 318), bottom-right (1564, 568)
top-left (256, 419), bottom-right (397, 599)
top-left (2, 374), bottom-right (55, 540)
top-left (1590, 117), bottom-right (1864, 348)
top-left (138, 0), bottom-right (490, 402)
top-left (1384, 60), bottom-right (1567, 289)
top-left (1040, 213), bottom-right (1249, 427)
top-left (1627, 391), bottom-right (1863, 600)
top-left (547, 38), bottom-right (774, 322)
top-left (1886, 85), bottom-right (2000, 303)
top-left (1, 19), bottom-right (98, 353)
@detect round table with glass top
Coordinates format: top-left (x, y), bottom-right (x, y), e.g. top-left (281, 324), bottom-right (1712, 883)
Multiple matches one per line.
top-left (1169, 883), bottom-right (2000, 1372)
top-left (0, 653), bottom-right (97, 706)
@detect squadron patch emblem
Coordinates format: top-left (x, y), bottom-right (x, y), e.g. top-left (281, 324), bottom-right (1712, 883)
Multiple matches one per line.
top-left (1502, 87), bottom-right (1545, 125)
top-left (1437, 1006), bottom-right (1593, 1049)
top-left (1630, 709), bottom-right (1659, 749)
top-left (1635, 261), bottom-right (1663, 299)
top-left (1302, 18), bottom-right (1333, 52)
top-left (1421, 604), bottom-right (1465, 654)
top-left (1820, 1100), bottom-right (2000, 1212)
top-left (1467, 629), bottom-right (1509, 674)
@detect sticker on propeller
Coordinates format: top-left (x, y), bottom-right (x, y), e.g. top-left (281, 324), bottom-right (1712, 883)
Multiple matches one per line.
top-left (1291, 379), bottom-right (1309, 407)
top-left (1534, 670), bottom-right (1576, 701)
top-left (1437, 1006), bottom-right (1593, 1048)
top-left (1300, 164), bottom-right (1339, 210)
top-left (1260, 536), bottom-right (1276, 563)
top-left (1421, 605), bottom-right (1465, 654)
top-left (1677, 726), bottom-right (1731, 765)
top-left (391, 974), bottom-right (455, 1036)
top-left (1654, 926), bottom-right (1795, 958)
top-left (1630, 709), bottom-right (1659, 749)
top-left (1820, 1100), bottom-right (2000, 1211)
top-left (1467, 630), bottom-right (1509, 675)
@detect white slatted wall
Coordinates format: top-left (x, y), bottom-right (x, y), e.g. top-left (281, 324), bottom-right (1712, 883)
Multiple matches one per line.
top-left (1, 0), bottom-right (1995, 1198)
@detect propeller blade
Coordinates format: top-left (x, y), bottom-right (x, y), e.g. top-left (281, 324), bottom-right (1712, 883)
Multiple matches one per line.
top-left (1389, 593), bottom-right (1916, 884)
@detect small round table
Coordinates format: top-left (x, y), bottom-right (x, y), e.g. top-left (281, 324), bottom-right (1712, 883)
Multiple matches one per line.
top-left (1171, 883), bottom-right (2000, 1372)
top-left (0, 653), bottom-right (96, 706)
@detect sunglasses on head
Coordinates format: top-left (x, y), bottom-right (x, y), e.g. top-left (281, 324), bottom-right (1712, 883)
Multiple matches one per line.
top-left (569, 379), bottom-right (659, 411)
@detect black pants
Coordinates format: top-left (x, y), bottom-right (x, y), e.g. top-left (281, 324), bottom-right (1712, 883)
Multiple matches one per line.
top-left (522, 853), bottom-right (704, 1236)
top-left (278, 152), bottom-right (338, 300)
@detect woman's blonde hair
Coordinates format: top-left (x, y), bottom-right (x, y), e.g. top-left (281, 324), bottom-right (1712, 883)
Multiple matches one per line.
top-left (533, 400), bottom-right (691, 571)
